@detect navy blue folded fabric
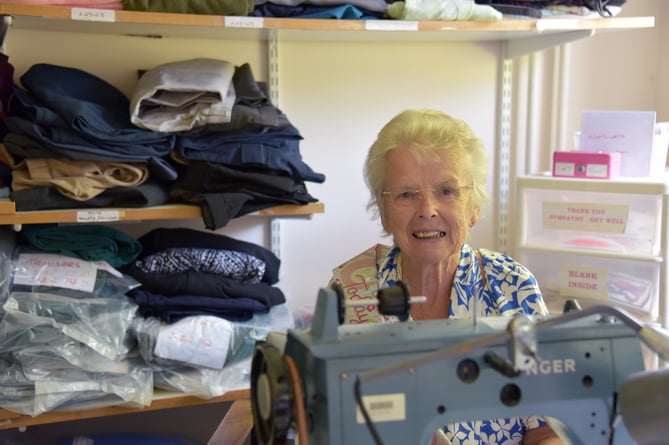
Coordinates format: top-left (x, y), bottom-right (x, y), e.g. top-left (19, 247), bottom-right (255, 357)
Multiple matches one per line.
top-left (19, 63), bottom-right (174, 146)
top-left (129, 288), bottom-right (267, 322)
top-left (136, 227), bottom-right (281, 284)
top-left (124, 266), bottom-right (285, 307)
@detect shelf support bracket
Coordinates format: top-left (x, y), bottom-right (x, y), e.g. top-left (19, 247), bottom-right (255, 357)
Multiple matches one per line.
top-left (268, 29), bottom-right (281, 258)
top-left (495, 55), bottom-right (513, 253)
top-left (505, 30), bottom-right (594, 59)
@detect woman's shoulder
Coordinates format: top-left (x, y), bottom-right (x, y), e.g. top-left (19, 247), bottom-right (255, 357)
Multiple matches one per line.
top-left (332, 244), bottom-right (388, 270)
top-left (329, 243), bottom-right (392, 288)
top-left (476, 247), bottom-right (534, 277)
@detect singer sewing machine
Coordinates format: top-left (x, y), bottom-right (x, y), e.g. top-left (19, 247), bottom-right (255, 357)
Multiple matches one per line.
top-left (250, 283), bottom-right (669, 445)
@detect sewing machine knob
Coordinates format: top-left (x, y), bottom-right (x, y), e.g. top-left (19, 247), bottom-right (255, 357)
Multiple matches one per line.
top-left (456, 358), bottom-right (480, 383)
top-left (251, 344), bottom-right (293, 445)
top-left (377, 280), bottom-right (412, 321)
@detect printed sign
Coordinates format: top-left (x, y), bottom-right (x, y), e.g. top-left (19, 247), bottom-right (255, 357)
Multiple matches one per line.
top-left (579, 110), bottom-right (656, 177)
top-left (542, 201), bottom-right (628, 234)
top-left (559, 265), bottom-right (608, 300)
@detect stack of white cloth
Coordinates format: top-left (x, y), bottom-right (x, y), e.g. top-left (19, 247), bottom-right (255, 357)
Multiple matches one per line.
top-left (130, 58), bottom-right (236, 133)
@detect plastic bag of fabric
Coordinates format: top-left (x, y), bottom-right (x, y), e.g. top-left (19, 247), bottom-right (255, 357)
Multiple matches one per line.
top-left (133, 303), bottom-right (293, 369)
top-left (132, 304), bottom-right (294, 398)
top-left (473, 0), bottom-right (627, 17)
top-left (0, 348), bottom-right (152, 416)
top-left (397, 0), bottom-right (502, 20)
top-left (8, 250), bottom-right (141, 300)
top-left (0, 291), bottom-right (138, 360)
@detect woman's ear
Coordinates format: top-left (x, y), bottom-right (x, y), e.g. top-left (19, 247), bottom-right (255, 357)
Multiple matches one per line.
top-left (469, 206), bottom-right (481, 228)
top-left (380, 210), bottom-right (391, 233)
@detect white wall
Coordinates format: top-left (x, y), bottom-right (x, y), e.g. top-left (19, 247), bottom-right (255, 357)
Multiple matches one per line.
top-left (277, 39), bottom-right (500, 311)
top-left (563, 0), bottom-right (666, 143)
top-left (3, 2), bottom-right (664, 314)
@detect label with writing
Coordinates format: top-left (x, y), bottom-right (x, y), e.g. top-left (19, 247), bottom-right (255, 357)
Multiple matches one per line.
top-left (77, 210), bottom-right (120, 223)
top-left (365, 20), bottom-right (418, 31)
top-left (225, 16), bottom-right (263, 28)
top-left (356, 393), bottom-right (406, 423)
top-left (542, 201), bottom-right (628, 233)
top-left (13, 253), bottom-right (97, 293)
top-left (559, 265), bottom-right (608, 300)
top-left (155, 316), bottom-right (232, 369)
top-left (71, 8), bottom-right (116, 22)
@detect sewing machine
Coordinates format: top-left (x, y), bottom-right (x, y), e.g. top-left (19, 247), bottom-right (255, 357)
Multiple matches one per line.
top-left (250, 284), bottom-right (669, 445)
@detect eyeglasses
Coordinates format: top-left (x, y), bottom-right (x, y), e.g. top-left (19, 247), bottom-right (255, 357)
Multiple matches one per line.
top-left (382, 185), bottom-right (473, 208)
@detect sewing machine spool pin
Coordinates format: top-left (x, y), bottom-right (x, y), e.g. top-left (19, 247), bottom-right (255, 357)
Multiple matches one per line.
top-left (336, 280), bottom-right (427, 323)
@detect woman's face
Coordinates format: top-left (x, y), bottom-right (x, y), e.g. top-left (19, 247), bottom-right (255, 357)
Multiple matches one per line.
top-left (380, 145), bottom-right (477, 267)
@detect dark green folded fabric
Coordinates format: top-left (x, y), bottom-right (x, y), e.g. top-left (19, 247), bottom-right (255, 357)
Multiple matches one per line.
top-left (20, 224), bottom-right (142, 268)
top-left (122, 0), bottom-right (254, 16)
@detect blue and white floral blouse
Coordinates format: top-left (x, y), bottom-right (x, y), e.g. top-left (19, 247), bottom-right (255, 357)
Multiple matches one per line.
top-left (329, 242), bottom-right (550, 445)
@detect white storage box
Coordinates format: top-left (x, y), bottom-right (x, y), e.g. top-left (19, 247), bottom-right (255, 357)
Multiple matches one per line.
top-left (517, 176), bottom-right (665, 256)
top-left (519, 249), bottom-right (660, 321)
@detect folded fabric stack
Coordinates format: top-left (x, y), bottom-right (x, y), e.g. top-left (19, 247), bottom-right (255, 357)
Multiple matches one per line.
top-left (122, 227), bottom-right (286, 322)
top-left (129, 59), bottom-right (324, 229)
top-left (0, 58), bottom-right (324, 229)
top-left (2, 63), bottom-right (177, 211)
top-left (0, 225), bottom-right (294, 413)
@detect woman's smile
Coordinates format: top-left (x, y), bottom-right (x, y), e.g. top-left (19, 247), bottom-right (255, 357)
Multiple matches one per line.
top-left (413, 231), bottom-right (446, 239)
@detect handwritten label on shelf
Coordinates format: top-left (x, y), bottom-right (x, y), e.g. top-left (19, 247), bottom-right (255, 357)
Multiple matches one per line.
top-left (155, 316), bottom-right (232, 369)
top-left (542, 201), bottom-right (628, 233)
top-left (71, 8), bottom-right (116, 22)
top-left (77, 210), bottom-right (120, 223)
top-left (559, 265), bottom-right (608, 300)
top-left (536, 18), bottom-right (580, 31)
top-left (365, 20), bottom-right (418, 31)
top-left (13, 253), bottom-right (97, 293)
top-left (225, 16), bottom-right (263, 28)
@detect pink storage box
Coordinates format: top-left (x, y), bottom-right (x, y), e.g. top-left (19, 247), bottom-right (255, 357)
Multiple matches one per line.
top-left (552, 151), bottom-right (622, 179)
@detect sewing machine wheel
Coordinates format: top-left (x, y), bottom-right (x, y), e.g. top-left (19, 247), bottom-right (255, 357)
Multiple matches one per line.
top-left (251, 344), bottom-right (294, 445)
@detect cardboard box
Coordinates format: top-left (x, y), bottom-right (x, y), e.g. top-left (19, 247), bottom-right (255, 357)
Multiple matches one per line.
top-left (552, 151), bottom-right (621, 179)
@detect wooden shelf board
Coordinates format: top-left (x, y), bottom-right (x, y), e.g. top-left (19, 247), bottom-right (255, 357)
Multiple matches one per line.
top-left (0, 3), bottom-right (655, 42)
top-left (0, 202), bottom-right (324, 225)
top-left (0, 388), bottom-right (250, 430)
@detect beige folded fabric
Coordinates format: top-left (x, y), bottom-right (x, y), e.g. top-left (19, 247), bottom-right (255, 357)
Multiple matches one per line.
top-left (11, 157), bottom-right (149, 201)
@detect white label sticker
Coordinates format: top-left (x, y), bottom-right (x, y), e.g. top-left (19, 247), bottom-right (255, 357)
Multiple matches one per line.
top-left (365, 20), bottom-right (418, 31)
top-left (225, 16), bottom-right (264, 28)
top-left (71, 8), bottom-right (116, 22)
top-left (155, 316), bottom-right (233, 369)
top-left (356, 393), bottom-right (406, 423)
top-left (559, 265), bottom-right (608, 300)
top-left (13, 253), bottom-right (97, 293)
top-left (542, 201), bottom-right (628, 234)
top-left (586, 163), bottom-right (609, 178)
top-left (554, 162), bottom-right (575, 176)
top-left (77, 210), bottom-right (120, 223)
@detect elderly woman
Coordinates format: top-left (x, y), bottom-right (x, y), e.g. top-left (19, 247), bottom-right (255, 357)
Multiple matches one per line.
top-left (329, 109), bottom-right (563, 445)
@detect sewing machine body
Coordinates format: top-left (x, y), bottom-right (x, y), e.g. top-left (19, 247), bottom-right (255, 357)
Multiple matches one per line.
top-left (282, 288), bottom-right (644, 445)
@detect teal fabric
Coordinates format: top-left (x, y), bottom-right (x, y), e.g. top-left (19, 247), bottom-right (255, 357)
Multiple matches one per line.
top-left (20, 224), bottom-right (142, 268)
top-left (122, 0), bottom-right (254, 16)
